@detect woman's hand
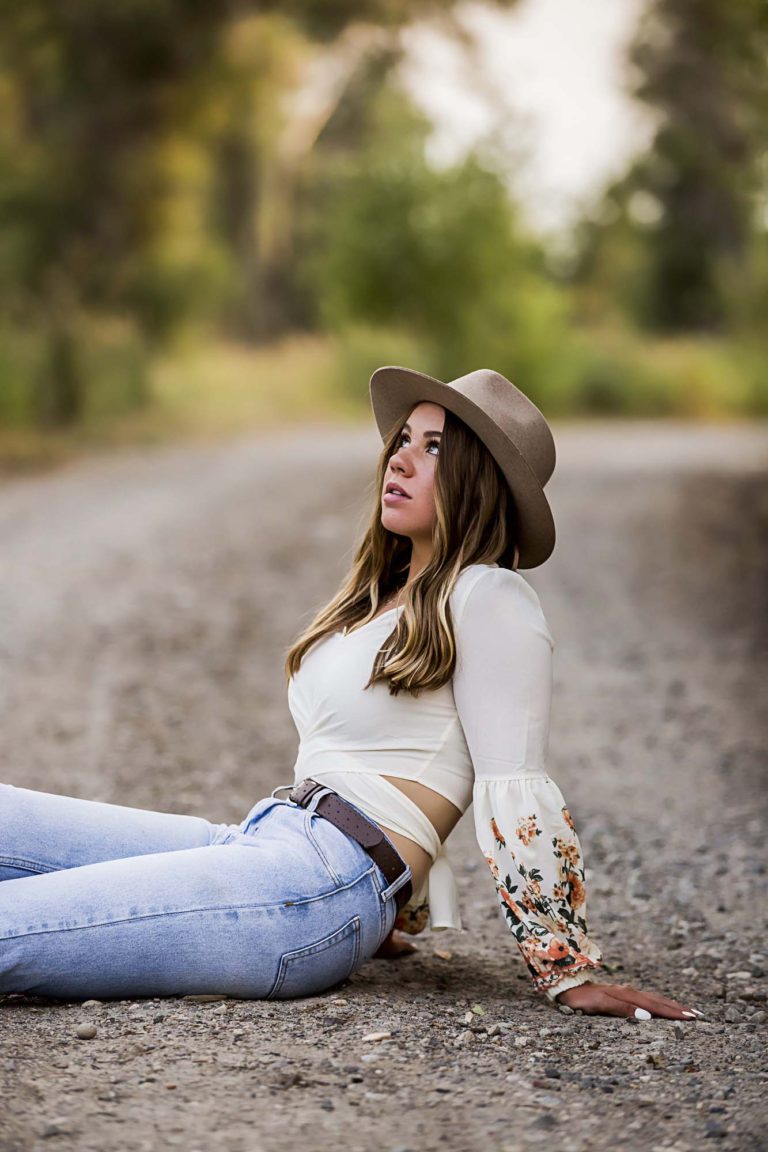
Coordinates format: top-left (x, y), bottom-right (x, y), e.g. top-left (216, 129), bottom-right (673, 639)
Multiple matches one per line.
top-left (373, 927), bottom-right (419, 960)
top-left (555, 980), bottom-right (704, 1020)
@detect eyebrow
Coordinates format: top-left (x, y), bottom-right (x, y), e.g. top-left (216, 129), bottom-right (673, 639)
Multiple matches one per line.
top-left (403, 421), bottom-right (443, 437)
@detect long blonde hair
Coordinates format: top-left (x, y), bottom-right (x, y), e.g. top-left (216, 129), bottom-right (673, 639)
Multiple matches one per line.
top-left (284, 409), bottom-right (520, 696)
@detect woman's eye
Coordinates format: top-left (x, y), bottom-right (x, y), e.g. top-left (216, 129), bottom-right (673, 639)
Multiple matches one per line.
top-left (395, 432), bottom-right (439, 455)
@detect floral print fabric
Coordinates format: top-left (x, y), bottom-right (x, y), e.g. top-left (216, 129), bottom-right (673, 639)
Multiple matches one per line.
top-left (473, 777), bottom-right (603, 1000)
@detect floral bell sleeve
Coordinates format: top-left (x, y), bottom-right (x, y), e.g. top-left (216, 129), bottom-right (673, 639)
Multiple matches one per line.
top-left (453, 566), bottom-right (604, 1002)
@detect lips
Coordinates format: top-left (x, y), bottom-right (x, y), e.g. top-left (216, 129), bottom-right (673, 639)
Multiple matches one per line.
top-left (385, 483), bottom-right (411, 498)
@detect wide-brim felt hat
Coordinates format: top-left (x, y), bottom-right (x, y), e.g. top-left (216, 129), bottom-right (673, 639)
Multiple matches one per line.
top-left (369, 365), bottom-right (556, 569)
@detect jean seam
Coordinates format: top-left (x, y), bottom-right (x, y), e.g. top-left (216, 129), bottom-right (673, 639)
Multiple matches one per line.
top-left (0, 864), bottom-right (382, 942)
top-left (0, 856), bottom-right (61, 875)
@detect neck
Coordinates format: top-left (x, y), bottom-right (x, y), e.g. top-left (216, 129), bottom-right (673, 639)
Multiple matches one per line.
top-left (407, 543), bottom-right (432, 585)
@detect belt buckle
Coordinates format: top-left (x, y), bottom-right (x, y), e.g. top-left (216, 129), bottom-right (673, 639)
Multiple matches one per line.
top-left (289, 778), bottom-right (326, 808)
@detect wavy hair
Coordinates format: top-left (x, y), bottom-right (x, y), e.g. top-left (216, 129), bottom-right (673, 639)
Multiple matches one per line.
top-left (284, 408), bottom-right (520, 696)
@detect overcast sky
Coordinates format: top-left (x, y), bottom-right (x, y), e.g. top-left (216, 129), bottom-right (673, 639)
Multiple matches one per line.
top-left (400, 0), bottom-right (656, 236)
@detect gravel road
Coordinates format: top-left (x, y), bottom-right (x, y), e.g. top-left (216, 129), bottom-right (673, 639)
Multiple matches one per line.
top-left (1, 419), bottom-right (767, 1152)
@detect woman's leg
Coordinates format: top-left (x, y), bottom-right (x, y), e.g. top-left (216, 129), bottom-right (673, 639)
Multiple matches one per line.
top-left (0, 782), bottom-right (235, 881)
top-left (0, 797), bottom-right (397, 1001)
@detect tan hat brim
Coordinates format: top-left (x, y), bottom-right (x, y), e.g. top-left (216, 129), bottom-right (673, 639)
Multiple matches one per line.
top-left (369, 366), bottom-right (555, 568)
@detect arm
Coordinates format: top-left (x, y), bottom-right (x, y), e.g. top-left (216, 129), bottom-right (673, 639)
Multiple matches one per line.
top-left (453, 567), bottom-right (602, 1001)
top-left (453, 566), bottom-right (703, 1020)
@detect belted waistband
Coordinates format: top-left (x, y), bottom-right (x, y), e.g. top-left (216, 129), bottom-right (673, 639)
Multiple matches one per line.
top-left (287, 778), bottom-right (413, 917)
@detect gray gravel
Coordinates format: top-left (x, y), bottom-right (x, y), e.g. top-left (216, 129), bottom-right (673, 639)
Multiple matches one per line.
top-left (1, 418), bottom-right (767, 1152)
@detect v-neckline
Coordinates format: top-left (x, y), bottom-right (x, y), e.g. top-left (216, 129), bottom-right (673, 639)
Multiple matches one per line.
top-left (341, 604), bottom-right (402, 637)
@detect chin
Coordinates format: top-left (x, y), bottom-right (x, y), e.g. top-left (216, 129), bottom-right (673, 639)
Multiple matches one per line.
top-left (381, 511), bottom-right (412, 537)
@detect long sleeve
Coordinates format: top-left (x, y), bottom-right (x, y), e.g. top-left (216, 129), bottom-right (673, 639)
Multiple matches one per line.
top-left (453, 566), bottom-right (604, 1002)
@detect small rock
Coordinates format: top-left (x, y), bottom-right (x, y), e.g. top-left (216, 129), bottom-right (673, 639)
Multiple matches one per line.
top-left (724, 1006), bottom-right (741, 1023)
top-left (75, 1024), bottom-right (97, 1040)
top-left (362, 1031), bottom-right (391, 1042)
top-left (81, 1000), bottom-right (102, 1009)
top-left (182, 994), bottom-right (228, 1003)
top-left (556, 1003), bottom-right (575, 1016)
top-left (705, 1120), bottom-right (727, 1139)
top-left (433, 949), bottom-right (453, 961)
top-left (320, 1099), bottom-right (334, 1112)
top-left (41, 1119), bottom-right (72, 1139)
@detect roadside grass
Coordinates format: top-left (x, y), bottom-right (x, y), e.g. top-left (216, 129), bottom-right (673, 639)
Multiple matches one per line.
top-left (0, 325), bottom-right (764, 477)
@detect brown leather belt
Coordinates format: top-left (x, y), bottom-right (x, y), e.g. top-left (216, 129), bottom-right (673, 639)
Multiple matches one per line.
top-left (289, 778), bottom-right (413, 916)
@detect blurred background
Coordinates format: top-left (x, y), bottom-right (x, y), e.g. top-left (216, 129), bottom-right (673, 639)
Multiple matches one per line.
top-left (1, 0), bottom-right (767, 472)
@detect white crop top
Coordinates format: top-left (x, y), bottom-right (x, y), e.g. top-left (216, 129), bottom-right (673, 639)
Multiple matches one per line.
top-left (285, 562), bottom-right (603, 1001)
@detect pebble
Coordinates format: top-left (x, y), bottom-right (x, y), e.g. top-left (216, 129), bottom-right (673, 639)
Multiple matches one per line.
top-left (724, 1007), bottom-right (741, 1023)
top-left (705, 1119), bottom-right (727, 1139)
top-left (182, 994), bottom-right (228, 1003)
top-left (75, 1024), bottom-right (97, 1040)
top-left (81, 1000), bottom-right (102, 1009)
top-left (41, 1119), bottom-right (71, 1138)
top-left (362, 1031), bottom-right (392, 1042)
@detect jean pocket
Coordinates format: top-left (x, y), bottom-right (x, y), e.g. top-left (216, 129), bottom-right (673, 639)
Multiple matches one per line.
top-left (266, 915), bottom-right (363, 1000)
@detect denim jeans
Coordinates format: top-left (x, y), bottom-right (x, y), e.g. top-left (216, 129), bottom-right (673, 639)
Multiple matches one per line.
top-left (0, 782), bottom-right (409, 1001)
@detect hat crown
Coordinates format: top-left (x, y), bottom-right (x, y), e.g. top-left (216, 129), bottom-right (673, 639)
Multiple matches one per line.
top-left (441, 369), bottom-right (555, 487)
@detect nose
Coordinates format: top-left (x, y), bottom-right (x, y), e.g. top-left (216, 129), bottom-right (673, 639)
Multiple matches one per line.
top-left (389, 441), bottom-right (415, 476)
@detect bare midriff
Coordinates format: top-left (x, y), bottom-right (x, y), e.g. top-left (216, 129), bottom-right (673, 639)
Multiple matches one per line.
top-left (378, 775), bottom-right (464, 898)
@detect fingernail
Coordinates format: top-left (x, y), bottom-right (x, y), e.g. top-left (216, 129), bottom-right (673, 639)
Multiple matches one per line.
top-left (634, 1007), bottom-right (652, 1020)
top-left (682, 1011), bottom-right (697, 1018)
top-left (690, 1009), bottom-right (705, 1018)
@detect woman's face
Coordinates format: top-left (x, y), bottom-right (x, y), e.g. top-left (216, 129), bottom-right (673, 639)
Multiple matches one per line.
top-left (381, 401), bottom-right (445, 551)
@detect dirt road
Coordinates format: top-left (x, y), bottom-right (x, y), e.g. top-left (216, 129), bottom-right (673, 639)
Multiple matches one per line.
top-left (1, 419), bottom-right (767, 1151)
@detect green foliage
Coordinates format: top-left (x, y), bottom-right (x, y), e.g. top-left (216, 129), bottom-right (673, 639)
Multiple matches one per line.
top-left (0, 314), bottom-right (149, 430)
top-left (586, 0), bottom-right (768, 334)
top-left (302, 88), bottom-right (579, 411)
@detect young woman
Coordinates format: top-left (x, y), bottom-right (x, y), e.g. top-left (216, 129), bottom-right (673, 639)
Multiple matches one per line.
top-left (0, 365), bottom-right (702, 1020)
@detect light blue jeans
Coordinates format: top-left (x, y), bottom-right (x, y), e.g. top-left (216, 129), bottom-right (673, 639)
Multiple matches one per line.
top-left (0, 782), bottom-right (408, 1002)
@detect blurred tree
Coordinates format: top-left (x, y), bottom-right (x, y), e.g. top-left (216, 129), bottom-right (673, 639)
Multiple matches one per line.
top-left (0, 0), bottom-right (519, 424)
top-left (301, 84), bottom-right (575, 405)
top-left (626, 0), bottom-right (768, 331)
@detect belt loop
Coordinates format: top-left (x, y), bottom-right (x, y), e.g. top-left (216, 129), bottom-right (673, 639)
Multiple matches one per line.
top-left (270, 783), bottom-right (294, 799)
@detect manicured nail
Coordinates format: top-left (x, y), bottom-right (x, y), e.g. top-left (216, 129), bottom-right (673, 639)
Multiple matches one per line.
top-left (682, 1011), bottom-right (697, 1018)
top-left (634, 1007), bottom-right (652, 1020)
